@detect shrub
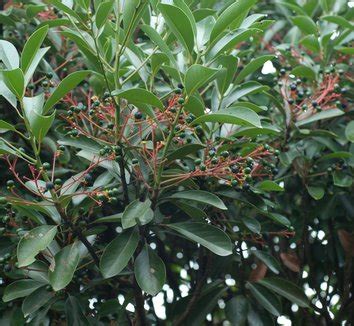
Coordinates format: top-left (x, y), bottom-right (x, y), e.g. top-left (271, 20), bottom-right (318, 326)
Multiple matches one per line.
top-left (0, 0), bottom-right (353, 324)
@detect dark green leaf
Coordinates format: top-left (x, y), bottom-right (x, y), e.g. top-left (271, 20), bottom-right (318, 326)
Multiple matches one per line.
top-left (3, 280), bottom-right (44, 302)
top-left (185, 64), bottom-right (219, 96)
top-left (122, 199), bottom-right (154, 229)
top-left (112, 88), bottom-right (163, 110)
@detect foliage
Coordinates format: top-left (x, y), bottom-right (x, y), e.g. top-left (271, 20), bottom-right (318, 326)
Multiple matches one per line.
top-left (0, 0), bottom-right (353, 324)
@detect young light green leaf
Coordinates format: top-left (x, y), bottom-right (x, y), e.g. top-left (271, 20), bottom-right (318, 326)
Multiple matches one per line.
top-left (21, 25), bottom-right (49, 74)
top-left (43, 71), bottom-right (90, 113)
top-left (112, 88), bottom-right (163, 110)
top-left (291, 65), bottom-right (316, 81)
top-left (247, 283), bottom-right (282, 316)
top-left (192, 107), bottom-right (262, 128)
top-left (210, 0), bottom-right (257, 42)
top-left (30, 111), bottom-right (56, 142)
top-left (100, 228), bottom-right (139, 278)
top-left (158, 4), bottom-right (195, 54)
top-left (258, 277), bottom-right (309, 307)
top-left (257, 180), bottom-right (284, 192)
top-left (134, 246), bottom-right (166, 296)
top-left (0, 40), bottom-right (19, 69)
top-left (291, 16), bottom-right (318, 35)
top-left (306, 186), bottom-right (324, 200)
top-left (169, 190), bottom-right (227, 210)
top-left (0, 120), bottom-right (16, 133)
top-left (122, 199), bottom-right (154, 229)
top-left (185, 64), bottom-right (219, 96)
top-left (167, 222), bottom-right (233, 256)
top-left (3, 280), bottom-right (44, 302)
top-left (21, 286), bottom-right (54, 317)
top-left (17, 225), bottom-right (58, 267)
top-left (49, 243), bottom-right (81, 291)
top-left (95, 0), bottom-right (114, 29)
top-left (235, 55), bottom-right (275, 84)
top-left (322, 16), bottom-right (354, 30)
top-left (24, 47), bottom-right (50, 85)
top-left (2, 68), bottom-right (25, 99)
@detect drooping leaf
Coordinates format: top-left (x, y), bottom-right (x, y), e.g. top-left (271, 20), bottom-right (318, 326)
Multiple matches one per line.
top-left (345, 121), bottom-right (354, 143)
top-left (0, 40), bottom-right (19, 69)
top-left (251, 250), bottom-right (281, 274)
top-left (3, 280), bottom-right (44, 302)
top-left (49, 242), bottom-right (81, 291)
top-left (169, 190), bottom-right (227, 210)
top-left (307, 186), bottom-right (324, 200)
top-left (100, 228), bottom-right (139, 278)
top-left (247, 283), bottom-right (282, 316)
top-left (295, 109), bottom-right (344, 127)
top-left (258, 277), bottom-right (309, 307)
top-left (2, 68), bottom-right (25, 99)
top-left (291, 15), bottom-right (318, 35)
top-left (167, 222), bottom-right (233, 256)
top-left (95, 0), bottom-right (114, 29)
top-left (21, 286), bottom-right (54, 317)
top-left (134, 246), bottom-right (166, 296)
top-left (257, 180), bottom-right (284, 192)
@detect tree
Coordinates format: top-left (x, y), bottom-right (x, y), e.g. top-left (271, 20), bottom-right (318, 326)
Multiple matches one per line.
top-left (0, 0), bottom-right (353, 324)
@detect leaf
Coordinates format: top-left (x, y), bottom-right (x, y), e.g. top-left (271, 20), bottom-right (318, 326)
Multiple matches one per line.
top-left (280, 252), bottom-right (301, 273)
top-left (21, 286), bottom-right (54, 317)
top-left (184, 64), bottom-right (219, 96)
top-left (65, 295), bottom-right (90, 325)
top-left (48, 0), bottom-right (84, 23)
top-left (257, 180), bottom-right (284, 192)
top-left (43, 71), bottom-right (90, 113)
top-left (31, 111), bottom-right (56, 142)
top-left (292, 65), bottom-right (316, 81)
top-left (111, 88), bottom-right (163, 110)
top-left (345, 121), bottom-right (354, 143)
top-left (291, 15), bottom-right (318, 35)
top-left (216, 55), bottom-right (238, 95)
top-left (167, 144), bottom-right (205, 161)
top-left (333, 171), bottom-right (352, 188)
top-left (167, 222), bottom-right (233, 256)
top-left (235, 55), bottom-right (275, 84)
top-left (2, 68), bottom-right (25, 99)
top-left (134, 246), bottom-right (166, 296)
top-left (3, 280), bottom-right (44, 302)
top-left (242, 217), bottom-right (261, 234)
top-left (258, 278), bottom-right (309, 307)
top-left (0, 40), bottom-right (19, 69)
top-left (210, 0), bottom-right (257, 42)
top-left (95, 0), bottom-right (114, 29)
top-left (141, 24), bottom-right (176, 66)
top-left (24, 47), bottom-right (50, 85)
top-left (158, 4), bottom-right (194, 54)
top-left (295, 109), bottom-right (344, 127)
top-left (0, 120), bottom-right (15, 133)
top-left (247, 283), bottom-right (282, 316)
top-left (251, 250), bottom-right (281, 274)
top-left (169, 190), bottom-right (227, 210)
top-left (307, 186), bottom-right (324, 200)
top-left (223, 82), bottom-right (269, 107)
top-left (192, 107), bottom-right (262, 128)
top-left (100, 228), bottom-right (139, 278)
top-left (21, 25), bottom-right (49, 74)
top-left (322, 16), bottom-right (354, 30)
top-left (122, 199), bottom-right (154, 229)
top-left (17, 225), bottom-right (58, 267)
top-left (49, 242), bottom-right (81, 291)
top-left (225, 296), bottom-right (249, 325)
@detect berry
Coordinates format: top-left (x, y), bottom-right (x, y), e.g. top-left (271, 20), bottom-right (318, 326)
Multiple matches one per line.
top-left (194, 159), bottom-right (202, 165)
top-left (54, 179), bottom-right (62, 186)
top-left (178, 98), bottom-right (185, 105)
top-left (200, 164), bottom-right (206, 171)
top-left (175, 88), bottom-right (182, 94)
top-left (209, 150), bottom-right (216, 157)
top-left (242, 183), bottom-right (250, 191)
top-left (134, 111), bottom-right (143, 120)
top-left (290, 84), bottom-right (297, 91)
top-left (244, 167), bottom-right (251, 174)
top-left (59, 145), bottom-right (65, 151)
top-left (132, 158), bottom-right (139, 165)
top-left (84, 174), bottom-right (93, 183)
top-left (231, 179), bottom-right (238, 187)
top-left (45, 182), bottom-right (54, 190)
top-left (221, 151), bottom-right (230, 158)
top-left (42, 162), bottom-right (51, 170)
top-left (311, 101), bottom-right (318, 108)
top-left (280, 68), bottom-right (286, 76)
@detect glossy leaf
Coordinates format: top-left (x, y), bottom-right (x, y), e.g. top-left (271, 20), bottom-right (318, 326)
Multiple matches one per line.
top-left (185, 64), bottom-right (219, 96)
top-left (17, 225), bottom-right (57, 267)
top-left (257, 180), bottom-right (284, 192)
top-left (292, 15), bottom-right (318, 35)
top-left (122, 199), bottom-right (154, 229)
top-left (258, 277), bottom-right (309, 307)
top-left (134, 246), bottom-right (166, 296)
top-left (0, 40), bottom-right (19, 69)
top-left (21, 286), bottom-right (54, 317)
top-left (167, 222), bottom-right (233, 256)
top-left (100, 228), bottom-right (139, 278)
top-left (3, 280), bottom-right (44, 302)
top-left (169, 190), bottom-right (227, 210)
top-left (2, 68), bottom-right (25, 99)
top-left (95, 0), bottom-right (114, 29)
top-left (43, 71), bottom-right (90, 113)
top-left (112, 88), bottom-right (163, 110)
